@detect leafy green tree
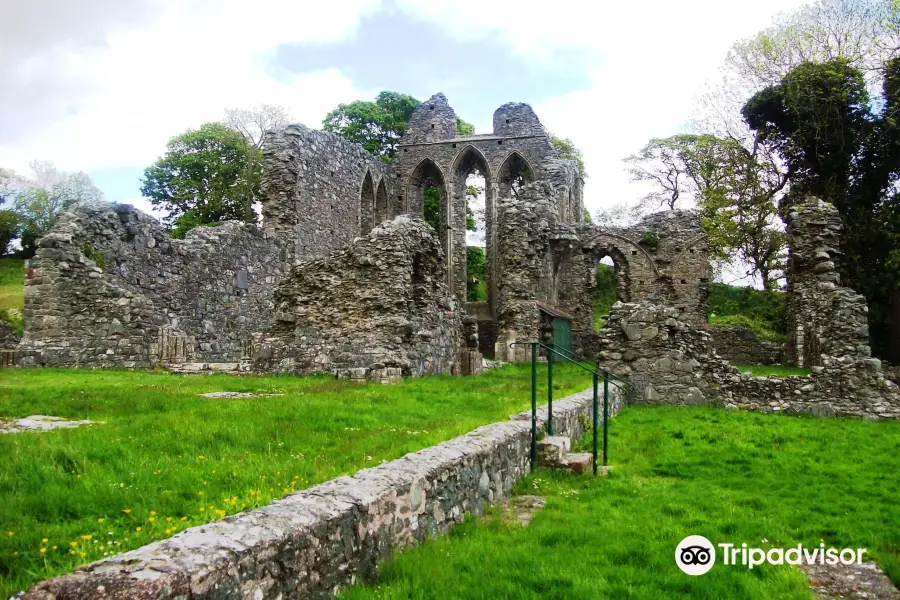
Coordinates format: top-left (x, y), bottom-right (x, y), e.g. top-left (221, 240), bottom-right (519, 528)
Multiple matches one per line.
top-left (466, 246), bottom-right (486, 302)
top-left (322, 92), bottom-right (421, 162)
top-left (1, 162), bottom-right (103, 257)
top-left (0, 208), bottom-right (19, 256)
top-left (140, 123), bottom-right (260, 236)
top-left (550, 135), bottom-right (587, 179)
top-left (624, 134), bottom-right (788, 289)
top-left (743, 57), bottom-right (900, 359)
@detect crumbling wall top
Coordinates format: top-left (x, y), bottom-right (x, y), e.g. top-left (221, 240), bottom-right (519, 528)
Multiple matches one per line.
top-left (403, 93), bottom-right (458, 144)
top-left (492, 102), bottom-right (545, 137)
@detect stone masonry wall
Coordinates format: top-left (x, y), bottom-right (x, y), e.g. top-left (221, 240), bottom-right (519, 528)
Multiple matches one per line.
top-left (710, 327), bottom-right (784, 365)
top-left (249, 217), bottom-right (461, 379)
top-left (22, 386), bottom-right (624, 600)
top-left (595, 300), bottom-right (900, 419)
top-left (261, 123), bottom-right (396, 259)
top-left (16, 202), bottom-right (283, 368)
top-left (493, 183), bottom-right (557, 362)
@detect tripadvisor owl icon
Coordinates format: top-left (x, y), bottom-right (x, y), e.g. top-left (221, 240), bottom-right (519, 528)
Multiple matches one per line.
top-left (676, 535), bottom-right (716, 575)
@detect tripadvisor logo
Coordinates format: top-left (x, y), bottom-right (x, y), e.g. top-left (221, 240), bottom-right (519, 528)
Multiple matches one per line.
top-left (676, 535), bottom-right (716, 576)
top-left (675, 535), bottom-right (868, 576)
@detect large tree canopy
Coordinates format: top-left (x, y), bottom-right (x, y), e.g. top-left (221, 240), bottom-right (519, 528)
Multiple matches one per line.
top-left (624, 134), bottom-right (788, 289)
top-left (140, 123), bottom-right (261, 237)
top-left (743, 57), bottom-right (900, 360)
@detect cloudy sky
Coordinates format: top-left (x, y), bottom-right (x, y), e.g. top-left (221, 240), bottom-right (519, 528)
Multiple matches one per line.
top-left (0, 0), bottom-right (811, 217)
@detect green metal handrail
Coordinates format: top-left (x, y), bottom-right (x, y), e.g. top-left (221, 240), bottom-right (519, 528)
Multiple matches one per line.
top-left (509, 341), bottom-right (630, 476)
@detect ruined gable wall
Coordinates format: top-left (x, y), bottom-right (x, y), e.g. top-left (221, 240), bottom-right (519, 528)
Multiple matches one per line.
top-left (261, 124), bottom-right (396, 259)
top-left (17, 202), bottom-right (283, 367)
top-left (249, 217), bottom-right (461, 379)
top-left (554, 210), bottom-right (710, 357)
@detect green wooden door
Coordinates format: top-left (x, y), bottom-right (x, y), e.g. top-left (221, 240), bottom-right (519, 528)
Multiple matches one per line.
top-left (552, 318), bottom-right (572, 353)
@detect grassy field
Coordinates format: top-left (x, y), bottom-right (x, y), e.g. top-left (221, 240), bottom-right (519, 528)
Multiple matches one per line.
top-left (341, 406), bottom-right (900, 600)
top-left (0, 258), bottom-right (24, 334)
top-left (734, 364), bottom-right (811, 377)
top-left (0, 364), bottom-right (590, 597)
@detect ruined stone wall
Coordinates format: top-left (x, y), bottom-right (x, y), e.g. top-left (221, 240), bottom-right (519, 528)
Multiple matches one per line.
top-left (22, 387), bottom-right (623, 600)
top-left (595, 300), bottom-right (900, 419)
top-left (17, 202), bottom-right (283, 368)
top-left (260, 124), bottom-right (396, 258)
top-left (710, 327), bottom-right (784, 365)
top-left (392, 94), bottom-right (581, 306)
top-left (595, 302), bottom-right (732, 405)
top-left (249, 217), bottom-right (461, 379)
top-left (553, 210), bottom-right (710, 357)
top-left (493, 183), bottom-right (557, 361)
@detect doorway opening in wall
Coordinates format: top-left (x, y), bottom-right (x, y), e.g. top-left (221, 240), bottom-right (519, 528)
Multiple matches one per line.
top-left (594, 256), bottom-right (618, 331)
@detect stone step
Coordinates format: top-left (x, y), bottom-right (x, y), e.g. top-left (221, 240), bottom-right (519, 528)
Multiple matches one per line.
top-left (559, 452), bottom-right (593, 474)
top-left (537, 436), bottom-right (571, 466)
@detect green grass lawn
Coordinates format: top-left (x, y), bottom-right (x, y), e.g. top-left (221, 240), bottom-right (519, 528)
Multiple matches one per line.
top-left (734, 364), bottom-right (811, 377)
top-left (341, 407), bottom-right (900, 600)
top-left (0, 364), bottom-right (590, 597)
top-left (0, 258), bottom-right (24, 312)
top-left (0, 258), bottom-right (24, 334)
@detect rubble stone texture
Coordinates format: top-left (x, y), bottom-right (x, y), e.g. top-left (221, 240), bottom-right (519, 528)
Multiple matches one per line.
top-left (16, 202), bottom-right (284, 368)
top-left (260, 124), bottom-right (396, 259)
top-left (0, 319), bottom-right (19, 349)
top-left (710, 327), bottom-right (784, 365)
top-left (248, 217), bottom-right (464, 379)
top-left (21, 387), bottom-right (623, 600)
top-left (492, 189), bottom-right (710, 361)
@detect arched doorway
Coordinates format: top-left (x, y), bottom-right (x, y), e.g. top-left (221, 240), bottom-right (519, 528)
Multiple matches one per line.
top-left (360, 171), bottom-right (375, 235)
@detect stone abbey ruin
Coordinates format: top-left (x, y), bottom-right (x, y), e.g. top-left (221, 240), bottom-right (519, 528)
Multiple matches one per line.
top-left (11, 93), bottom-right (900, 419)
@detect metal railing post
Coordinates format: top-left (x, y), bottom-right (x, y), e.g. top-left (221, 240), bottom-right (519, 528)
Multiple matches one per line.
top-left (531, 342), bottom-right (537, 472)
top-left (547, 342), bottom-right (553, 435)
top-left (603, 374), bottom-right (609, 467)
top-left (592, 372), bottom-right (599, 476)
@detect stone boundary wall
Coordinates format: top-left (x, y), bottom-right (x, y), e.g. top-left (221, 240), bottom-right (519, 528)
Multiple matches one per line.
top-left (22, 387), bottom-right (623, 600)
top-left (710, 327), bottom-right (783, 365)
top-left (0, 320), bottom-right (20, 350)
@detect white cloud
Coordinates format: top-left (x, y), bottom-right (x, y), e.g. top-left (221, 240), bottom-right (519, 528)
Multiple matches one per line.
top-left (397, 0), bottom-right (812, 214)
top-left (0, 0), bottom-right (382, 173)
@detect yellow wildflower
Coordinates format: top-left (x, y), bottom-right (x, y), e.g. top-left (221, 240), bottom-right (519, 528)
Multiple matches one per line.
top-left (40, 548), bottom-right (47, 554)
top-left (150, 511), bottom-right (156, 516)
top-left (7, 531), bottom-right (13, 537)
top-left (42, 538), bottom-right (48, 543)
top-left (199, 507), bottom-right (205, 512)
top-left (80, 534), bottom-right (92, 541)
top-left (70, 541), bottom-right (78, 548)
top-left (52, 546), bottom-right (58, 550)
top-left (97, 518), bottom-right (105, 524)
top-left (123, 509), bottom-right (131, 514)
top-left (180, 516), bottom-right (188, 521)
top-left (135, 527), bottom-right (142, 532)
top-left (215, 509), bottom-right (226, 518)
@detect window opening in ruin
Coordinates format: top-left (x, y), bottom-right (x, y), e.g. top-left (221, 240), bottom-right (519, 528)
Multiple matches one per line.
top-left (497, 152), bottom-right (535, 200)
top-left (360, 171), bottom-right (376, 235)
top-left (452, 146), bottom-right (490, 305)
top-left (408, 158), bottom-right (445, 226)
top-left (594, 256), bottom-right (618, 331)
top-left (375, 180), bottom-right (389, 226)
